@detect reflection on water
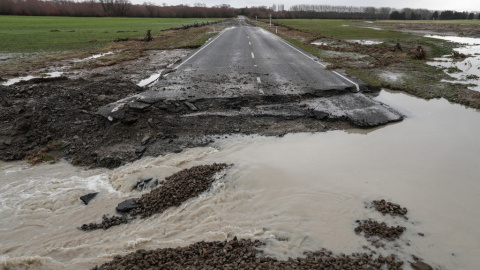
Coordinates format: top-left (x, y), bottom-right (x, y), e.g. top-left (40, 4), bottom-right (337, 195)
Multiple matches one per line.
top-left (426, 35), bottom-right (480, 91)
top-left (1, 90), bottom-right (480, 269)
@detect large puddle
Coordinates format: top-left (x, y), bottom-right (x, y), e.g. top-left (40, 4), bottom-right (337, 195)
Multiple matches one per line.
top-left (1, 90), bottom-right (480, 269)
top-left (426, 35), bottom-right (480, 91)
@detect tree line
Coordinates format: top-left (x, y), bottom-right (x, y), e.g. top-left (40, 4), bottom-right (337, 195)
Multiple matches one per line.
top-left (0, 0), bottom-right (236, 17)
top-left (0, 0), bottom-right (478, 20)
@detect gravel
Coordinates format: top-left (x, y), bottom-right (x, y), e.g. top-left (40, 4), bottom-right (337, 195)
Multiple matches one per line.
top-left (93, 237), bottom-right (405, 270)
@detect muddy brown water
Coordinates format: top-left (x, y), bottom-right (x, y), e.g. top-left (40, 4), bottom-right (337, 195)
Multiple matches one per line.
top-left (1, 90), bottom-right (480, 269)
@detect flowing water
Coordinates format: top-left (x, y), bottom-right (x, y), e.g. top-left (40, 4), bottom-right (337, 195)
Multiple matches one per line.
top-left (1, 90), bottom-right (480, 269)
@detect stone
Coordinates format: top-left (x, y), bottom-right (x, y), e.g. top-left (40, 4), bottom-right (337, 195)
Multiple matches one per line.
top-left (80, 192), bottom-right (98, 205)
top-left (116, 198), bottom-right (141, 213)
top-left (141, 135), bottom-right (150, 145)
top-left (135, 146), bottom-right (146, 154)
top-left (128, 101), bottom-right (151, 111)
top-left (184, 102), bottom-right (198, 111)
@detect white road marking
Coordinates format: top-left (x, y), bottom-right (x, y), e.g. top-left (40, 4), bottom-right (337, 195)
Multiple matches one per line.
top-left (175, 28), bottom-right (230, 69)
top-left (277, 38), bottom-right (360, 92)
top-left (254, 65), bottom-right (257, 67)
top-left (251, 52), bottom-right (255, 58)
top-left (249, 42), bottom-right (251, 45)
top-left (257, 77), bottom-right (261, 84)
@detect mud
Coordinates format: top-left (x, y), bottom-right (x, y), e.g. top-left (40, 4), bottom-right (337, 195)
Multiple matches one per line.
top-left (0, 55), bottom-right (401, 168)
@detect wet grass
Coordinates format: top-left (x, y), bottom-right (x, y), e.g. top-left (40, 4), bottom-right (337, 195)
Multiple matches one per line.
top-left (378, 20), bottom-right (480, 25)
top-left (268, 19), bottom-right (410, 39)
top-left (256, 18), bottom-right (480, 109)
top-left (0, 16), bottom-right (222, 53)
top-left (0, 17), bottom-right (224, 77)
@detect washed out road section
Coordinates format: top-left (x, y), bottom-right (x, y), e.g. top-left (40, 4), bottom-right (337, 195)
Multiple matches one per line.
top-left (98, 18), bottom-right (399, 131)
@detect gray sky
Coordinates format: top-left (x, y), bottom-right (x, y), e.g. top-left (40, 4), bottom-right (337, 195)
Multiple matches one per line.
top-left (134, 0), bottom-right (480, 12)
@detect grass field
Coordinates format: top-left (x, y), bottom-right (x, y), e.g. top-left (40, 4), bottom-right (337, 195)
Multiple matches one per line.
top-left (378, 19), bottom-right (480, 24)
top-left (0, 16), bottom-right (222, 53)
top-left (256, 18), bottom-right (480, 108)
top-left (269, 19), bottom-right (410, 39)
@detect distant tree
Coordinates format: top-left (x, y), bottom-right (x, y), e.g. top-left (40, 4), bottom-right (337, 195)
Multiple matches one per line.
top-left (468, 12), bottom-right (475, 19)
top-left (0, 0), bottom-right (14, 15)
top-left (440, 10), bottom-right (454, 20)
top-left (378, 7), bottom-right (391, 19)
top-left (410, 11), bottom-right (418, 20)
top-left (390, 10), bottom-right (405, 20)
top-left (364, 6), bottom-right (376, 19)
top-left (432, 11), bottom-right (438, 20)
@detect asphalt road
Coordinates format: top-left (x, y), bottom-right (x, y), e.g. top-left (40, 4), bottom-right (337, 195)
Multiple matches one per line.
top-left (98, 17), bottom-right (403, 129)
top-left (151, 16), bottom-right (363, 99)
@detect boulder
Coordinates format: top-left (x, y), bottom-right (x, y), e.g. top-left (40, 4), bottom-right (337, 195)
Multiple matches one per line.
top-left (80, 192), bottom-right (98, 205)
top-left (116, 198), bottom-right (141, 213)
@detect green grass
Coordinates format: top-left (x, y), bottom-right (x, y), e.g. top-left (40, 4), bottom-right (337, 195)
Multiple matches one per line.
top-left (0, 16), bottom-right (222, 53)
top-left (263, 19), bottom-right (457, 57)
top-left (267, 19), bottom-right (410, 39)
top-left (378, 20), bottom-right (480, 25)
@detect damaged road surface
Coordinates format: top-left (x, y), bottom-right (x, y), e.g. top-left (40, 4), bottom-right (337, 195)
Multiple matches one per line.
top-left (1, 17), bottom-right (402, 168)
top-left (96, 17), bottom-right (402, 166)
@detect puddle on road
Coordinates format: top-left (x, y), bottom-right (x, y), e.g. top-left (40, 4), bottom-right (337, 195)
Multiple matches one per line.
top-left (426, 35), bottom-right (480, 91)
top-left (1, 90), bottom-right (480, 269)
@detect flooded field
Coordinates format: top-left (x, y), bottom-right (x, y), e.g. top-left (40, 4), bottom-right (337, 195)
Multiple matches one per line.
top-left (1, 89), bottom-right (480, 269)
top-left (427, 35), bottom-right (480, 91)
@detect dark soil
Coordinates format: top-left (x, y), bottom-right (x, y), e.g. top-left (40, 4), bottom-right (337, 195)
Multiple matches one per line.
top-left (0, 76), bottom-right (362, 169)
top-left (371, 199), bottom-right (408, 218)
top-left (81, 163), bottom-right (228, 231)
top-left (93, 237), bottom-right (405, 270)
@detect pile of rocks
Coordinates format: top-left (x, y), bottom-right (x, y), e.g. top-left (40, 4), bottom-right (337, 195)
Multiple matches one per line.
top-left (354, 219), bottom-right (406, 241)
top-left (81, 163), bottom-right (228, 231)
top-left (371, 200), bottom-right (408, 218)
top-left (93, 237), bottom-right (404, 270)
top-left (81, 215), bottom-right (128, 231)
top-left (130, 163), bottom-right (228, 218)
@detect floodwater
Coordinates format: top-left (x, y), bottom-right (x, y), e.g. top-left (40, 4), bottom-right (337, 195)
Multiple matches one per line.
top-left (1, 51), bottom-right (115, 86)
top-left (426, 35), bottom-right (480, 91)
top-left (2, 72), bottom-right (64, 86)
top-left (1, 90), bottom-right (480, 269)
top-left (347, 39), bottom-right (383, 45)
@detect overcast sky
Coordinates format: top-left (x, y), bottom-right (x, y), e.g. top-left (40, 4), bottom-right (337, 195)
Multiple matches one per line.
top-left (134, 0), bottom-right (480, 12)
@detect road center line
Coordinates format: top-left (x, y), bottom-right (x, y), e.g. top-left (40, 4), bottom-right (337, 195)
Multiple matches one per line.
top-left (277, 38), bottom-right (360, 91)
top-left (251, 52), bottom-right (255, 59)
top-left (175, 28), bottom-right (229, 70)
